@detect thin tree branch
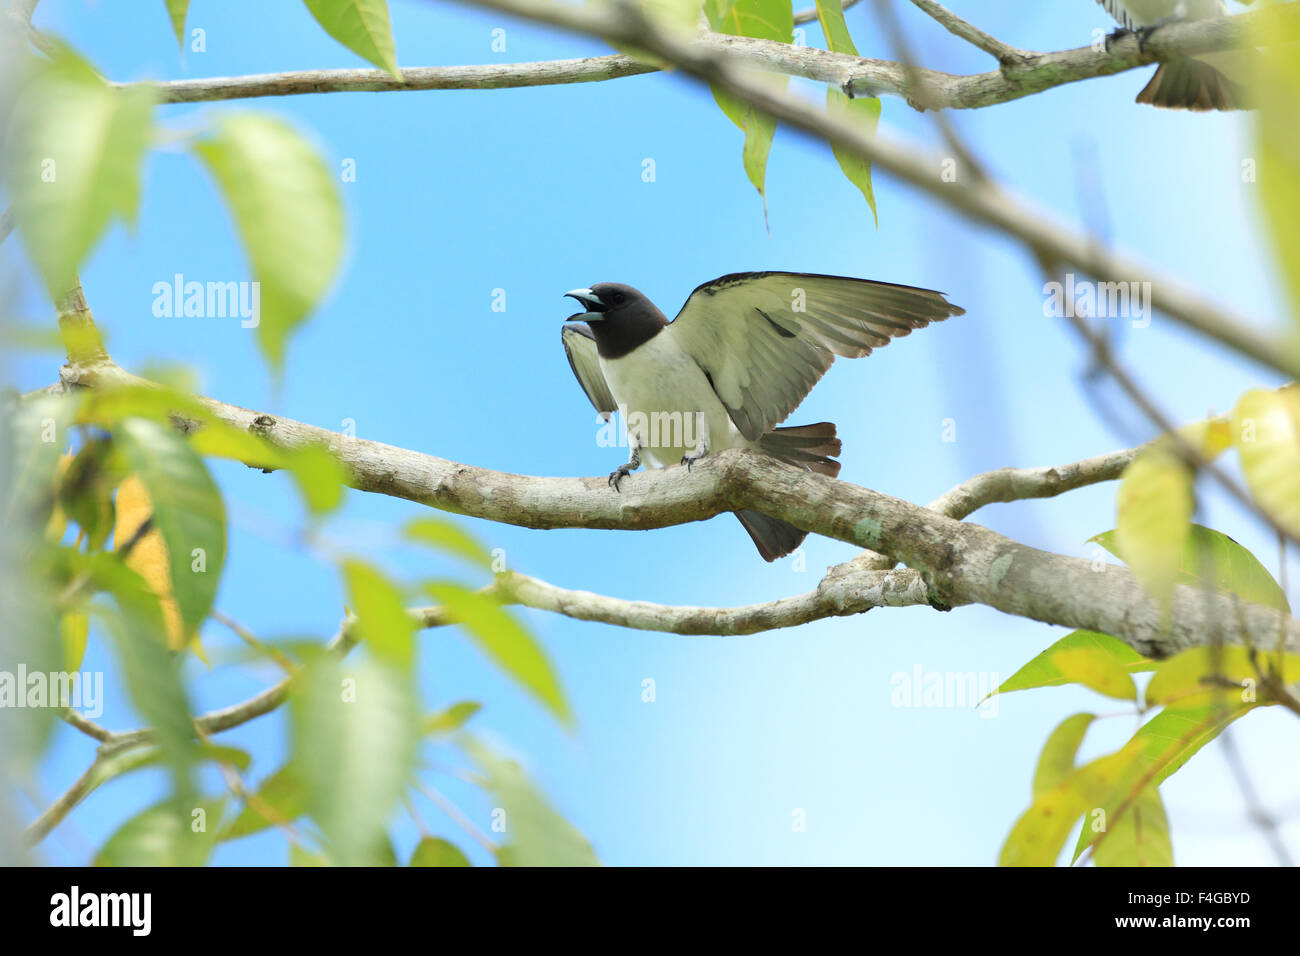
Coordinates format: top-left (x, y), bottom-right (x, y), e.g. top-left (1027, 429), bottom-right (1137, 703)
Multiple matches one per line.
top-left (120, 6), bottom-right (1292, 114)
top-left (906, 0), bottom-right (1028, 63)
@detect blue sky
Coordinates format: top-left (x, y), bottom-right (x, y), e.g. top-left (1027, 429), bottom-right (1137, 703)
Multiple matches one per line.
top-left (7, 0), bottom-right (1299, 865)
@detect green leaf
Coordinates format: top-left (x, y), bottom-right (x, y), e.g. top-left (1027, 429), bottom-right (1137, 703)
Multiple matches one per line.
top-left (290, 654), bottom-right (419, 866)
top-left (705, 0), bottom-right (793, 211)
top-left (287, 443), bottom-right (347, 515)
top-left (404, 516), bottom-right (493, 570)
top-left (815, 0), bottom-right (879, 221)
top-left (113, 417), bottom-right (226, 637)
top-left (220, 763), bottom-right (307, 841)
top-left (302, 0), bottom-right (401, 79)
top-left (290, 844), bottom-right (333, 866)
top-left (1233, 387), bottom-right (1300, 539)
top-left (1113, 446), bottom-right (1194, 607)
top-left (993, 630), bottom-right (1151, 697)
top-left (164, 0), bottom-right (190, 46)
top-left (1032, 713), bottom-right (1095, 796)
top-left (421, 700), bottom-right (482, 736)
top-left (465, 737), bottom-right (599, 867)
top-left (191, 113), bottom-right (345, 373)
top-left (89, 557), bottom-right (198, 804)
top-left (3, 46), bottom-right (156, 294)
top-left (95, 797), bottom-right (226, 866)
top-left (424, 581), bottom-right (571, 726)
top-left (1093, 787), bottom-right (1173, 867)
top-left (1094, 523), bottom-right (1290, 614)
top-left (826, 90), bottom-right (880, 224)
top-left (410, 836), bottom-right (472, 867)
top-left (81, 744), bottom-right (249, 813)
top-left (343, 559), bottom-right (416, 669)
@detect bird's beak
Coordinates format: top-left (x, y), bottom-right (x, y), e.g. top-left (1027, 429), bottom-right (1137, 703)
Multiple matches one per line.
top-left (564, 288), bottom-right (607, 320)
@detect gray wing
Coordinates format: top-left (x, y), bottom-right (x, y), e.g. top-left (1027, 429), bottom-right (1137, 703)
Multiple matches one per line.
top-left (561, 323), bottom-right (617, 421)
top-left (666, 272), bottom-right (964, 441)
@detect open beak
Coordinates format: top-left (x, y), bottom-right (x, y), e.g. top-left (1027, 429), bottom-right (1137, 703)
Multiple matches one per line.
top-left (564, 288), bottom-right (607, 320)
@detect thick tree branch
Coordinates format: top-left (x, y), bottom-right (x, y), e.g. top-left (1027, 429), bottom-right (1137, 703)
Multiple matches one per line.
top-left (53, 361), bottom-right (1300, 658)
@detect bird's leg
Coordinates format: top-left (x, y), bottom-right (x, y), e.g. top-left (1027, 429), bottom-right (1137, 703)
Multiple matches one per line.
top-left (609, 444), bottom-right (641, 493)
top-left (681, 413), bottom-right (710, 471)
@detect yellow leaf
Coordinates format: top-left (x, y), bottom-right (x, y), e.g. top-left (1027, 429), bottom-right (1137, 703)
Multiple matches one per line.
top-left (114, 475), bottom-right (186, 652)
top-left (1233, 387), bottom-right (1300, 537)
top-left (1049, 648), bottom-right (1137, 701)
top-left (1115, 447), bottom-right (1194, 607)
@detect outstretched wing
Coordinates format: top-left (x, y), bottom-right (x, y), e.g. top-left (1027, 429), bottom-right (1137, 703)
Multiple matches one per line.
top-left (561, 323), bottom-right (618, 421)
top-left (666, 272), bottom-right (964, 441)
top-left (1097, 0), bottom-right (1139, 30)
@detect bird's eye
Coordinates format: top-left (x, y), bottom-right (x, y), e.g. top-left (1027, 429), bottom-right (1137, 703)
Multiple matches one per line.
top-left (613, 293), bottom-right (625, 304)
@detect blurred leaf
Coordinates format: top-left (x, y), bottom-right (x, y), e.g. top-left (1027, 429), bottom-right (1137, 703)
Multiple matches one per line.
top-left (58, 437), bottom-right (121, 551)
top-left (2, 46), bottom-right (155, 294)
top-left (191, 113), bottom-right (344, 373)
top-left (1113, 446), bottom-right (1194, 608)
top-left (95, 797), bottom-right (226, 866)
top-left (410, 836), bottom-right (472, 867)
top-left (3, 393), bottom-right (75, 538)
top-left (421, 700), bottom-right (482, 736)
top-left (1032, 713), bottom-right (1095, 797)
top-left (89, 557), bottom-right (197, 805)
top-left (83, 744), bottom-right (249, 810)
top-left (1233, 387), bottom-right (1300, 538)
top-left (992, 630), bottom-right (1152, 697)
top-left (1093, 787), bottom-right (1172, 867)
top-left (343, 559), bottom-right (416, 669)
top-left (164, 0), bottom-right (190, 46)
top-left (425, 581), bottom-right (570, 725)
top-left (220, 763), bottom-right (307, 841)
top-left (60, 610), bottom-right (89, 672)
top-left (465, 738), bottom-right (599, 867)
top-left (302, 0), bottom-right (401, 78)
top-left (404, 515), bottom-right (492, 569)
top-left (114, 418), bottom-right (225, 641)
top-left (1095, 523), bottom-right (1290, 614)
top-left (287, 443), bottom-right (347, 515)
top-left (290, 844), bottom-right (332, 866)
top-left (1249, 16), bottom-right (1300, 325)
top-left (290, 654), bottom-right (418, 866)
top-left (113, 474), bottom-right (185, 653)
top-left (1145, 645), bottom-right (1300, 710)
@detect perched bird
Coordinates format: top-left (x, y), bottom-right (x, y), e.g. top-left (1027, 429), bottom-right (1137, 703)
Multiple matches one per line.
top-left (560, 272), bottom-right (964, 561)
top-left (1098, 0), bottom-right (1255, 110)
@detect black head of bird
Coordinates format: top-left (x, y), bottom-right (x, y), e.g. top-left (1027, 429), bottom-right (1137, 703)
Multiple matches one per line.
top-left (565, 283), bottom-right (669, 359)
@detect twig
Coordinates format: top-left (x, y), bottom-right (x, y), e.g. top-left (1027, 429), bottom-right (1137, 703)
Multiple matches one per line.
top-left (906, 0), bottom-right (1029, 63)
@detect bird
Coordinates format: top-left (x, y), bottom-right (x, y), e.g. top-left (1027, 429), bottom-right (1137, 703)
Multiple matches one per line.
top-left (1097, 0), bottom-right (1255, 110)
top-left (560, 272), bottom-right (965, 561)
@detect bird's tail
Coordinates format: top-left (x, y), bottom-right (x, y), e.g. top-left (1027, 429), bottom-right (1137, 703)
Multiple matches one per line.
top-left (1136, 56), bottom-right (1251, 111)
top-left (735, 422), bottom-right (843, 561)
